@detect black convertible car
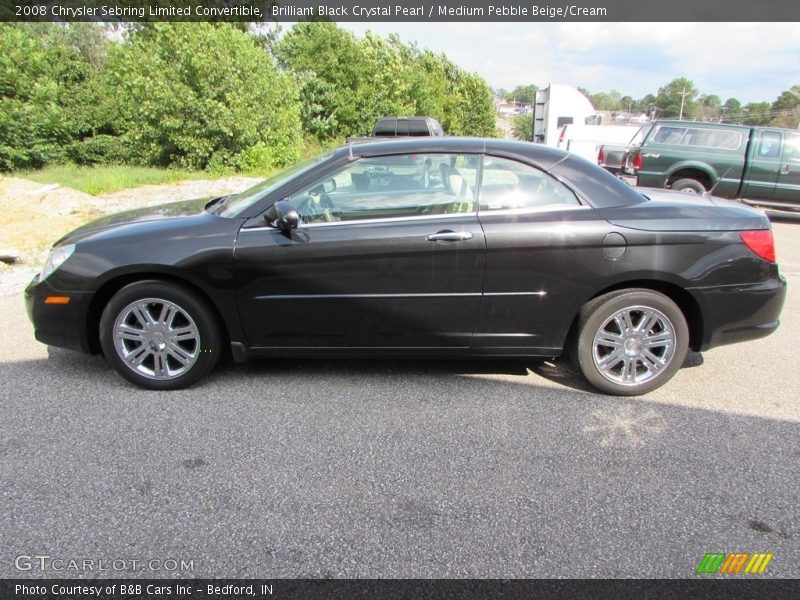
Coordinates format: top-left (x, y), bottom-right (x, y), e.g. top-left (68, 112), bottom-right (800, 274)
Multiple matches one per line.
top-left (26, 138), bottom-right (786, 395)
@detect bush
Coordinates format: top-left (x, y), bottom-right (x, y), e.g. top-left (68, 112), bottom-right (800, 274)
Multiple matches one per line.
top-left (67, 135), bottom-right (133, 165)
top-left (0, 25), bottom-right (92, 171)
top-left (108, 23), bottom-right (303, 171)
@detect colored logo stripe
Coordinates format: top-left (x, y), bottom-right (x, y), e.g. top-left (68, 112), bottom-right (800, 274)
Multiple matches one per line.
top-left (745, 553), bottom-right (773, 574)
top-left (696, 553), bottom-right (726, 574)
top-left (720, 553), bottom-right (749, 573)
top-left (696, 552), bottom-right (773, 574)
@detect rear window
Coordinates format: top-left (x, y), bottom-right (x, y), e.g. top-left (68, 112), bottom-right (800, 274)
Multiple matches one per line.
top-left (408, 120), bottom-right (430, 136)
top-left (373, 121), bottom-right (396, 136)
top-left (651, 125), bottom-right (742, 149)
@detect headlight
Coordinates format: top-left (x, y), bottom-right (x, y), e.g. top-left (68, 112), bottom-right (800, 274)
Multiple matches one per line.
top-left (40, 244), bottom-right (76, 281)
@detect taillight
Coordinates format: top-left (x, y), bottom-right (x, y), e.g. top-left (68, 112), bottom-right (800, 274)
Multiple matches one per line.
top-left (741, 230), bottom-right (776, 263)
top-left (559, 128), bottom-right (566, 145)
top-left (633, 152), bottom-right (643, 171)
top-left (597, 147), bottom-right (605, 164)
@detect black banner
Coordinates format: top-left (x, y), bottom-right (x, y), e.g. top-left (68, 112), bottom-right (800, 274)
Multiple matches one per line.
top-left (2, 0), bottom-right (800, 22)
top-left (2, 579), bottom-right (800, 600)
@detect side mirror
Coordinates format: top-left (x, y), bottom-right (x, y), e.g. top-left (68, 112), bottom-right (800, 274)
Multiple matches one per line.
top-left (265, 199), bottom-right (299, 231)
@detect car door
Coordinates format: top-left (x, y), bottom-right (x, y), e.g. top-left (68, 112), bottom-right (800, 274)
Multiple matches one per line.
top-left (740, 130), bottom-right (783, 201)
top-left (234, 153), bottom-right (486, 351)
top-left (474, 154), bottom-right (606, 355)
top-left (772, 131), bottom-right (800, 206)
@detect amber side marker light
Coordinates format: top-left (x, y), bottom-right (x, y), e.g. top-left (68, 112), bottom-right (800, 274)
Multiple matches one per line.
top-left (44, 296), bottom-right (71, 305)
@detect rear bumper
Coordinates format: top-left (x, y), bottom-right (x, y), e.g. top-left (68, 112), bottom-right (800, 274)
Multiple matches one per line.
top-left (692, 275), bottom-right (787, 351)
top-left (25, 274), bottom-right (94, 354)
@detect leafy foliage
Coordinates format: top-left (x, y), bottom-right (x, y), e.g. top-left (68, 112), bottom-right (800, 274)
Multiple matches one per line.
top-left (275, 23), bottom-right (497, 139)
top-left (0, 24), bottom-right (94, 170)
top-left (504, 84), bottom-right (537, 105)
top-left (108, 23), bottom-right (302, 171)
top-left (512, 114), bottom-right (533, 141)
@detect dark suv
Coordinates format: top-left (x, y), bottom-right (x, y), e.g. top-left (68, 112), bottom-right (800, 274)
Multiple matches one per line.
top-left (372, 116), bottom-right (445, 137)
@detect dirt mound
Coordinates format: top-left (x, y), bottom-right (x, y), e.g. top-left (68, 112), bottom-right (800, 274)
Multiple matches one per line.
top-left (0, 175), bottom-right (262, 296)
top-left (0, 177), bottom-right (103, 265)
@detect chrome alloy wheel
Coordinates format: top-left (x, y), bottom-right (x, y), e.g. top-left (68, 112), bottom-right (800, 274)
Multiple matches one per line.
top-left (112, 298), bottom-right (200, 380)
top-left (591, 305), bottom-right (676, 387)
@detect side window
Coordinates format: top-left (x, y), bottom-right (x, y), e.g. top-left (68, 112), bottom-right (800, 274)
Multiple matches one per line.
top-left (286, 153), bottom-right (479, 224)
top-left (556, 116), bottom-right (574, 129)
top-left (653, 126), bottom-right (687, 144)
top-left (785, 133), bottom-right (800, 163)
top-left (759, 132), bottom-right (782, 158)
top-left (478, 156), bottom-right (581, 212)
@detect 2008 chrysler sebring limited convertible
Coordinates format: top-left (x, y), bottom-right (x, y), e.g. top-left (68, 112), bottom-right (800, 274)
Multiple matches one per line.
top-left (26, 138), bottom-right (787, 395)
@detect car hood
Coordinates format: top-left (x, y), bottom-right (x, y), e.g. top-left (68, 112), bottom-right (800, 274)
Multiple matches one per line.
top-left (598, 188), bottom-right (769, 232)
top-left (55, 196), bottom-right (215, 245)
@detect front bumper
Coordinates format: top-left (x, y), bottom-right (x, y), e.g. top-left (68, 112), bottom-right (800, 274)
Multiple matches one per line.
top-left (693, 275), bottom-right (788, 351)
top-left (25, 274), bottom-right (94, 354)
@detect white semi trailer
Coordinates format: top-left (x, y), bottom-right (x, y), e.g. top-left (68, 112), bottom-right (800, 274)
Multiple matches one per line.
top-left (532, 83), bottom-right (599, 146)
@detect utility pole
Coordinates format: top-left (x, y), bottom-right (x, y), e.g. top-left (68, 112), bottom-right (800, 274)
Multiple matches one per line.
top-left (678, 87), bottom-right (691, 120)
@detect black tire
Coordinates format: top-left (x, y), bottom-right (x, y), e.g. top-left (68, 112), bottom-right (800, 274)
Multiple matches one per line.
top-left (99, 281), bottom-right (220, 390)
top-left (571, 289), bottom-right (689, 396)
top-left (671, 178), bottom-right (707, 194)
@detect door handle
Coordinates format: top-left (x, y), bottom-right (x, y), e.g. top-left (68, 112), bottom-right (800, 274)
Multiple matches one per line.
top-left (781, 164), bottom-right (790, 175)
top-left (426, 231), bottom-right (473, 242)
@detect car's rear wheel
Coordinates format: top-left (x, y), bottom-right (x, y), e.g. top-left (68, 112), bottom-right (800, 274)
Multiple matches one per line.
top-left (99, 281), bottom-right (220, 390)
top-left (572, 289), bottom-right (689, 396)
top-left (671, 178), bottom-right (707, 194)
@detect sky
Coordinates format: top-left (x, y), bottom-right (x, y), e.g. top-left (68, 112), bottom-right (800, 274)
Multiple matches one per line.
top-left (339, 22), bottom-right (800, 105)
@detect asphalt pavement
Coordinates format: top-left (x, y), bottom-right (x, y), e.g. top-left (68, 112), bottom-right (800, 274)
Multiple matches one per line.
top-left (1, 222), bottom-right (798, 578)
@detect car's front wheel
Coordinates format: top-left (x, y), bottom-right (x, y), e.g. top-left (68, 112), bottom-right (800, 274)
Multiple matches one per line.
top-left (99, 281), bottom-right (220, 390)
top-left (572, 289), bottom-right (689, 396)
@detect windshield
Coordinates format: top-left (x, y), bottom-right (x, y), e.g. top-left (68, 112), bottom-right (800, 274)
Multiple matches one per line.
top-left (219, 151), bottom-right (334, 217)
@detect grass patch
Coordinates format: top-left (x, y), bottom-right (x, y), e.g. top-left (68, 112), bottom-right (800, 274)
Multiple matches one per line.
top-left (20, 164), bottom-right (213, 195)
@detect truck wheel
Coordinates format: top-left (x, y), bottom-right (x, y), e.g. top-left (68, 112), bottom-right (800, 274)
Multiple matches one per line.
top-left (671, 178), bottom-right (707, 194)
top-left (571, 289), bottom-right (689, 396)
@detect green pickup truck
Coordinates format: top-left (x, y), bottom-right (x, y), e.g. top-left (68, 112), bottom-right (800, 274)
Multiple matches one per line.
top-left (624, 120), bottom-right (800, 211)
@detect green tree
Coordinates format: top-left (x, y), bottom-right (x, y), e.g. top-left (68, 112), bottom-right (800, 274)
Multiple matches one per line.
top-left (772, 86), bottom-right (800, 111)
top-left (722, 98), bottom-right (742, 123)
top-left (504, 84), bottom-right (537, 105)
top-left (108, 23), bottom-right (302, 171)
top-left (0, 24), bottom-right (94, 170)
top-left (590, 89), bottom-right (623, 111)
top-left (697, 94), bottom-right (722, 121)
top-left (276, 22), bottom-right (497, 140)
top-left (276, 22), bottom-right (367, 139)
top-left (512, 114), bottom-right (533, 140)
top-left (742, 101), bottom-right (773, 126)
top-left (620, 95), bottom-right (637, 114)
top-left (655, 77), bottom-right (699, 119)
top-left (770, 86), bottom-right (800, 128)
top-left (454, 72), bottom-right (497, 136)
